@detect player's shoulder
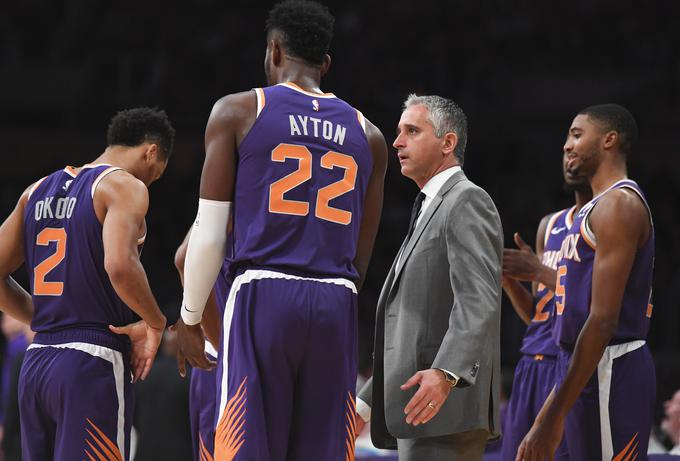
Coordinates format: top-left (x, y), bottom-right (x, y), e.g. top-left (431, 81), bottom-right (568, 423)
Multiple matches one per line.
top-left (210, 90), bottom-right (257, 121)
top-left (96, 169), bottom-right (147, 202)
top-left (596, 186), bottom-right (647, 217)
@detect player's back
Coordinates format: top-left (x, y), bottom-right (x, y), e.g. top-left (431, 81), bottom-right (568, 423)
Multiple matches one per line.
top-left (23, 164), bottom-right (136, 341)
top-left (232, 83), bottom-right (372, 279)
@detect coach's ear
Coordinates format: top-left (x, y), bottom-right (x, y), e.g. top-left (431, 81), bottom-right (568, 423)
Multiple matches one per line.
top-left (320, 54), bottom-right (331, 78)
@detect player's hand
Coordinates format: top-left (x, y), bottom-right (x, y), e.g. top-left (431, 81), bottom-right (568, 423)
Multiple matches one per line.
top-left (401, 369), bottom-right (452, 426)
top-left (171, 317), bottom-right (216, 377)
top-left (515, 414), bottom-right (564, 461)
top-left (503, 233), bottom-right (542, 281)
top-left (110, 320), bottom-right (164, 383)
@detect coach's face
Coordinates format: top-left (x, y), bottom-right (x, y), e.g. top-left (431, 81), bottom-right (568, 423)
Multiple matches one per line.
top-left (394, 104), bottom-right (453, 189)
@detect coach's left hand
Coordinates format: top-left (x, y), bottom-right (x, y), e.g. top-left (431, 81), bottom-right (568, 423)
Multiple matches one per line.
top-left (401, 369), bottom-right (452, 426)
top-left (171, 318), bottom-right (216, 377)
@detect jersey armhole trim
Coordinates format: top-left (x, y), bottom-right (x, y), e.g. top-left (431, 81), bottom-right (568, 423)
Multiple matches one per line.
top-left (91, 167), bottom-right (124, 199)
top-left (619, 184), bottom-right (654, 227)
top-left (543, 211), bottom-right (562, 246)
top-left (27, 176), bottom-right (48, 200)
top-left (255, 88), bottom-right (266, 118)
top-left (356, 110), bottom-right (367, 134)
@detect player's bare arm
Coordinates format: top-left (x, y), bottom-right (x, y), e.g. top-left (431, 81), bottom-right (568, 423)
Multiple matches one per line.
top-left (503, 213), bottom-right (556, 291)
top-left (352, 118), bottom-right (387, 291)
top-left (96, 170), bottom-right (167, 381)
top-left (175, 91), bottom-right (254, 376)
top-left (174, 228), bottom-right (221, 349)
top-left (517, 189), bottom-right (649, 461)
top-left (502, 214), bottom-right (552, 325)
top-left (0, 188), bottom-right (34, 325)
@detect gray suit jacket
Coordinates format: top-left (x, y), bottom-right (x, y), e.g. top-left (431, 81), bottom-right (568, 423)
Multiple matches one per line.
top-left (358, 171), bottom-right (503, 449)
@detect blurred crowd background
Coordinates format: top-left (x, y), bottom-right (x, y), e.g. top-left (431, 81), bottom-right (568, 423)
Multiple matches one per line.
top-left (1, 0), bottom-right (679, 458)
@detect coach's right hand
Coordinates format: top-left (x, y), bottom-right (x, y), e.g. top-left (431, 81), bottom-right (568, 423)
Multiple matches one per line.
top-left (171, 318), bottom-right (217, 377)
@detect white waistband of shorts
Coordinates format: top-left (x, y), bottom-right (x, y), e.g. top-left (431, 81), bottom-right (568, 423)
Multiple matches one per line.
top-left (236, 269), bottom-right (357, 294)
top-left (605, 339), bottom-right (645, 356)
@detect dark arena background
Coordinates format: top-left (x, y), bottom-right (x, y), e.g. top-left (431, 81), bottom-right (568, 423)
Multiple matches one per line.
top-left (1, 1), bottom-right (679, 459)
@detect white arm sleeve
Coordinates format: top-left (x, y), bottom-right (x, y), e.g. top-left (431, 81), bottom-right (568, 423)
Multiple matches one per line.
top-left (181, 199), bottom-right (231, 325)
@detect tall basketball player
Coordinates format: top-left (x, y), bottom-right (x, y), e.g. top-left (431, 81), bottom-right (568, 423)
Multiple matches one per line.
top-left (501, 152), bottom-right (591, 461)
top-left (0, 107), bottom-right (174, 460)
top-left (174, 1), bottom-right (387, 460)
top-left (518, 105), bottom-right (655, 461)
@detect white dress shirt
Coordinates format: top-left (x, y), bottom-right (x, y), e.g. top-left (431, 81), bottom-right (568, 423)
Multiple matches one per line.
top-left (396, 166), bottom-right (461, 270)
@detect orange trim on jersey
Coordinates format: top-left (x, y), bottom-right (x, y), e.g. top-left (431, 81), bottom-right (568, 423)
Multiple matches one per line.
top-left (280, 82), bottom-right (336, 98)
top-left (612, 432), bottom-right (639, 461)
top-left (64, 165), bottom-right (79, 177)
top-left (215, 377), bottom-right (247, 461)
top-left (255, 88), bottom-right (266, 116)
top-left (579, 217), bottom-right (597, 250)
top-left (344, 392), bottom-right (357, 461)
top-left (356, 110), bottom-right (366, 133)
top-left (27, 176), bottom-right (48, 199)
top-left (543, 211), bottom-right (562, 246)
top-left (646, 303), bottom-right (653, 318)
top-left (84, 418), bottom-right (123, 461)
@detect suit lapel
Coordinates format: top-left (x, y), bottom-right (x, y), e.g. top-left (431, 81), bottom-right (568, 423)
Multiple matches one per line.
top-left (388, 171), bottom-right (467, 295)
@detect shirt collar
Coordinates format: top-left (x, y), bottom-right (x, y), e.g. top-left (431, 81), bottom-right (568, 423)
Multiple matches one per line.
top-left (421, 166), bottom-right (462, 199)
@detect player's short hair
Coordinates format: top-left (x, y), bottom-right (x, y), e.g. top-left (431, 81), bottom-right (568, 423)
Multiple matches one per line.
top-left (578, 104), bottom-right (638, 157)
top-left (106, 107), bottom-right (176, 160)
top-left (404, 94), bottom-right (468, 166)
top-left (265, 0), bottom-right (334, 66)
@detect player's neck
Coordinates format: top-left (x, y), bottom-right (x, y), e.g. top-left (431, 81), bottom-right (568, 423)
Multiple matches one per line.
top-left (573, 189), bottom-right (592, 211)
top-left (590, 164), bottom-right (628, 197)
top-left (93, 147), bottom-right (138, 172)
top-left (276, 66), bottom-right (323, 94)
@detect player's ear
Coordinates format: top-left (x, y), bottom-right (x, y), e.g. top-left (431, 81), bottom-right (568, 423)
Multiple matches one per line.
top-left (602, 130), bottom-right (618, 151)
top-left (145, 143), bottom-right (158, 163)
top-left (320, 54), bottom-right (331, 78)
top-left (271, 38), bottom-right (283, 67)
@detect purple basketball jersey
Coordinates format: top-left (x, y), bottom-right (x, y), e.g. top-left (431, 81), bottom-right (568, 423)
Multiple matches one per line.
top-left (520, 207), bottom-right (576, 357)
top-left (232, 83), bottom-right (372, 279)
top-left (553, 179), bottom-right (654, 348)
top-left (23, 165), bottom-right (136, 335)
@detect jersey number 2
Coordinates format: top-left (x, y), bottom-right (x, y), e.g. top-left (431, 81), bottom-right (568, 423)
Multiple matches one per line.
top-left (269, 143), bottom-right (357, 225)
top-left (34, 228), bottom-right (67, 296)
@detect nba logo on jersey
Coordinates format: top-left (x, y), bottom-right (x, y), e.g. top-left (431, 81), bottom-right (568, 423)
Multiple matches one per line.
top-left (312, 99), bottom-right (319, 111)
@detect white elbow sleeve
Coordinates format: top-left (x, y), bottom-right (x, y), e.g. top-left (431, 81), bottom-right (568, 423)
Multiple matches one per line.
top-left (181, 199), bottom-right (231, 325)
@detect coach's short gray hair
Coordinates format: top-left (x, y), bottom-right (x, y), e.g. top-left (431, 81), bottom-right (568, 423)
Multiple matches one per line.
top-left (404, 94), bottom-right (468, 166)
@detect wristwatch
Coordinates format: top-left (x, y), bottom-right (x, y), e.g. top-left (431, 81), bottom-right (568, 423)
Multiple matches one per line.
top-left (438, 369), bottom-right (459, 388)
